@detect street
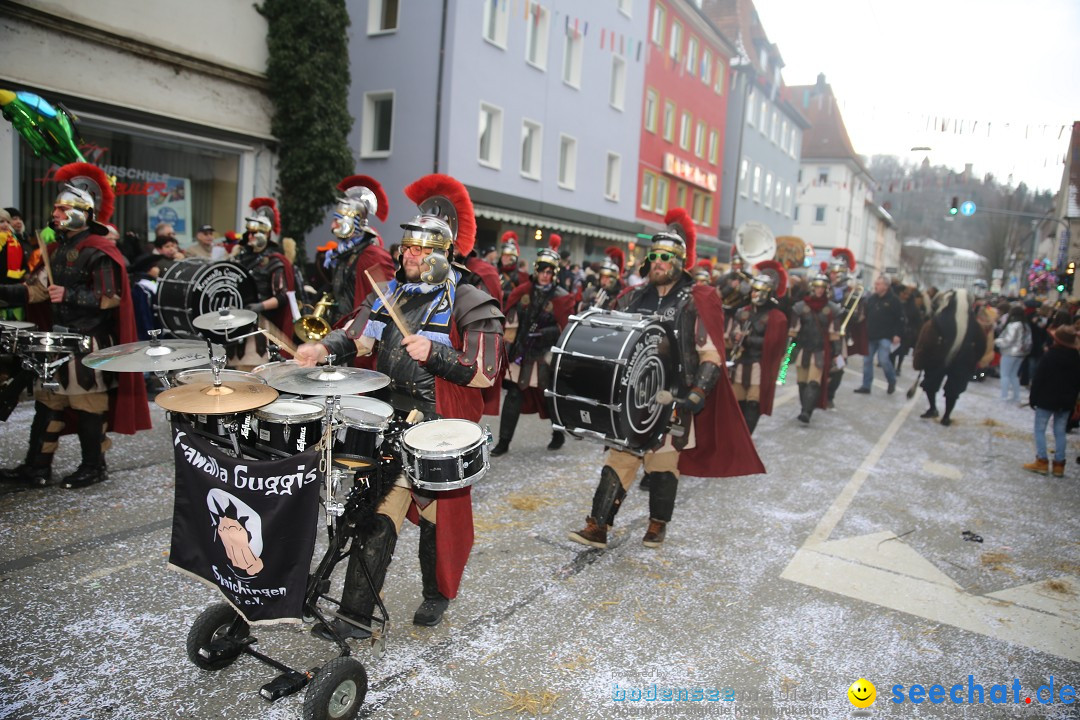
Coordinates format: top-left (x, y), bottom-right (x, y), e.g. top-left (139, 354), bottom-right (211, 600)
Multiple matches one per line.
top-left (1, 359), bottom-right (1078, 720)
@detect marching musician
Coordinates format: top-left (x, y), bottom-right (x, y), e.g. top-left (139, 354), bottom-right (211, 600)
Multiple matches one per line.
top-left (825, 248), bottom-right (867, 408)
top-left (789, 270), bottom-right (842, 424)
top-left (321, 175), bottom-right (396, 329)
top-left (727, 260), bottom-right (790, 434)
top-left (577, 246), bottom-right (625, 312)
top-left (692, 259), bottom-right (714, 286)
top-left (228, 197), bottom-right (295, 369)
top-left (496, 230), bottom-right (528, 305)
top-left (491, 235), bottom-right (575, 456)
top-left (0, 163), bottom-right (150, 488)
top-left (718, 246), bottom-right (751, 312)
top-left (568, 208), bottom-right (763, 550)
top-left (294, 173), bottom-right (504, 639)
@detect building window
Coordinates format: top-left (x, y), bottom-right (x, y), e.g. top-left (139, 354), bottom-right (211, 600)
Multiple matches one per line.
top-left (770, 110), bottom-right (779, 144)
top-left (679, 111), bottom-right (691, 151)
top-left (707, 129), bottom-right (719, 164)
top-left (651, 3), bottom-right (665, 46)
top-left (780, 119), bottom-right (789, 152)
top-left (814, 205), bottom-right (826, 223)
top-left (738, 157), bottom-right (750, 197)
top-left (797, 168), bottom-right (803, 183)
top-left (368, 0), bottom-right (399, 34)
top-left (361, 91), bottom-right (394, 157)
top-left (655, 176), bottom-right (669, 214)
top-left (525, 3), bottom-right (550, 70)
top-left (562, 28), bottom-right (583, 87)
top-left (675, 183), bottom-right (687, 210)
top-left (662, 100), bottom-right (676, 142)
top-left (618, 0), bottom-right (632, 17)
top-left (702, 49), bottom-right (712, 85)
top-left (641, 170), bottom-right (656, 211)
top-left (763, 171), bottom-right (773, 208)
top-left (752, 164), bottom-right (762, 203)
top-left (759, 98), bottom-right (767, 136)
top-left (686, 36), bottom-right (698, 75)
top-left (774, 178), bottom-right (783, 211)
top-left (791, 128), bottom-right (800, 158)
top-left (817, 167), bottom-right (829, 184)
top-left (605, 152), bottom-right (621, 201)
top-left (746, 90), bottom-right (755, 126)
top-left (794, 205), bottom-right (800, 222)
top-left (714, 59), bottom-right (725, 94)
top-left (520, 119), bottom-right (542, 180)
top-left (482, 0), bottom-right (508, 47)
top-left (669, 21), bottom-right (682, 62)
top-left (644, 89), bottom-right (658, 133)
top-left (694, 121), bottom-right (706, 158)
top-left (784, 186), bottom-right (792, 217)
top-left (691, 192), bottom-right (712, 226)
top-left (610, 55), bottom-right (627, 110)
top-left (478, 102), bottom-right (503, 168)
top-left (558, 134), bottom-right (577, 189)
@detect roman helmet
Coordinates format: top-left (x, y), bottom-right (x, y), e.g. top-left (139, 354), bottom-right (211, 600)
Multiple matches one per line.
top-left (693, 259), bottom-right (714, 284)
top-left (53, 162), bottom-right (115, 235)
top-left (400, 173), bottom-right (476, 284)
top-left (332, 174), bottom-right (388, 240)
top-left (499, 230), bottom-right (520, 268)
top-left (245, 197), bottom-right (281, 252)
top-left (828, 247), bottom-right (856, 283)
top-left (534, 233), bottom-right (561, 278)
top-left (750, 259), bottom-right (788, 305)
top-left (809, 261), bottom-right (831, 290)
top-left (641, 207), bottom-right (696, 277)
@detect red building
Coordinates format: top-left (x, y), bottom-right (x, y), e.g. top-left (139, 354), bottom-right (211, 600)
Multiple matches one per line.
top-left (637, 0), bottom-right (735, 256)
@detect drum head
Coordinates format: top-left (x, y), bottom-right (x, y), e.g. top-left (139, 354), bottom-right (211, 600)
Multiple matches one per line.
top-left (254, 398), bottom-right (325, 423)
top-left (155, 259), bottom-right (255, 339)
top-left (338, 396), bottom-right (394, 429)
top-left (176, 369), bottom-right (266, 385)
top-left (402, 419), bottom-right (483, 455)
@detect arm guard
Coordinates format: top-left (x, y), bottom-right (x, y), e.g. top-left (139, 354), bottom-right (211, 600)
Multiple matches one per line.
top-left (422, 329), bottom-right (504, 388)
top-left (0, 283), bottom-right (28, 307)
top-left (686, 361), bottom-right (721, 414)
top-left (67, 286), bottom-right (103, 309)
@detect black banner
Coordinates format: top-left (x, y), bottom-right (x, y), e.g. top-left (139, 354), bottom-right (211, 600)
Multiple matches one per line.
top-left (167, 422), bottom-right (321, 625)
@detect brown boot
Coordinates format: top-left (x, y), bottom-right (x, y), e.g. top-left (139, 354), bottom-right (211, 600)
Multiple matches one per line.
top-left (642, 519), bottom-right (667, 548)
top-left (1052, 460), bottom-right (1066, 477)
top-left (1022, 458), bottom-right (1049, 475)
top-left (568, 517), bottom-right (608, 549)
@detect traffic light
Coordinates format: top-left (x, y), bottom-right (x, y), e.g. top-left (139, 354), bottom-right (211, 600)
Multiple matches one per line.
top-left (1067, 262), bottom-right (1076, 293)
top-left (949, 196), bottom-right (959, 216)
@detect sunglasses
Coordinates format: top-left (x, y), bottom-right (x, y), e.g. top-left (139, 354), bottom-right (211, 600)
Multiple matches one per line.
top-left (647, 251), bottom-right (676, 262)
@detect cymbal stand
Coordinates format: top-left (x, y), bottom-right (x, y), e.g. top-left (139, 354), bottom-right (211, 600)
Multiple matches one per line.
top-left (146, 329), bottom-right (174, 391)
top-left (321, 354), bottom-right (343, 528)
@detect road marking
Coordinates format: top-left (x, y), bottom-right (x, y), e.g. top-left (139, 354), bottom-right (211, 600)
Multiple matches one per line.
top-left (923, 460), bottom-right (963, 480)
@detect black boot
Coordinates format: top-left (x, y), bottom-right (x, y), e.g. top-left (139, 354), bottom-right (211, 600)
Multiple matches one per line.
top-left (940, 395), bottom-right (957, 427)
top-left (413, 519), bottom-right (449, 626)
top-left (493, 385), bottom-right (523, 456)
top-left (312, 513), bottom-right (397, 641)
top-left (546, 430), bottom-right (565, 450)
top-left (61, 411), bottom-right (109, 490)
top-left (0, 401), bottom-right (56, 486)
top-left (742, 401), bottom-right (761, 434)
top-left (568, 466), bottom-right (626, 549)
top-left (490, 438), bottom-right (511, 457)
top-left (798, 382), bottom-right (820, 424)
top-left (645, 472), bottom-right (679, 547)
top-left (920, 390), bottom-right (939, 419)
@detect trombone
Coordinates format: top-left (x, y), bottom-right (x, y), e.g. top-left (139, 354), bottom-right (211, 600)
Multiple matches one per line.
top-left (838, 284), bottom-right (864, 336)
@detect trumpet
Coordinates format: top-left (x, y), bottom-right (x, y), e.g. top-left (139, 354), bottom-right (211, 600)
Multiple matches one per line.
top-left (295, 292), bottom-right (335, 343)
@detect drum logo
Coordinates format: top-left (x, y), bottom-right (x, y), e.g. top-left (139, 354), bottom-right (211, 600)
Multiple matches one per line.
top-left (296, 426), bottom-right (307, 452)
top-left (626, 332), bottom-right (667, 435)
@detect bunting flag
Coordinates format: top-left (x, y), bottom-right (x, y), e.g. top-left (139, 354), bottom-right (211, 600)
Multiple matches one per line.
top-left (600, 28), bottom-right (606, 49)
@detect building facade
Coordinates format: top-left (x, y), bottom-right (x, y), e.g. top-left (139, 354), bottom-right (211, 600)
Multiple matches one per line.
top-left (901, 238), bottom-right (988, 292)
top-left (341, 0), bottom-right (648, 265)
top-left (0, 0), bottom-right (277, 247)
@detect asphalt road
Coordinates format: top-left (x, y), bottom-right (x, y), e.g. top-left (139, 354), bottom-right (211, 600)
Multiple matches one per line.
top-left (1, 360), bottom-right (1078, 720)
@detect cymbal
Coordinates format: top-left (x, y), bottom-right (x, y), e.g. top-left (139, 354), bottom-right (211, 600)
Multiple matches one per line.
top-left (264, 365), bottom-right (390, 396)
top-left (192, 308), bottom-right (257, 332)
top-left (155, 381), bottom-right (279, 415)
top-left (82, 340), bottom-right (224, 373)
top-left (0, 320), bottom-right (36, 331)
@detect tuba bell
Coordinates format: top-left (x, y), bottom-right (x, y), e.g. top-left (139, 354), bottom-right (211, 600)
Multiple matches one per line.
top-left (295, 292), bottom-right (335, 343)
top-left (734, 221), bottom-right (777, 267)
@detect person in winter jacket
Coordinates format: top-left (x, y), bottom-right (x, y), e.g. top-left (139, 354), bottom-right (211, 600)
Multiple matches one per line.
top-left (994, 306), bottom-right (1030, 403)
top-left (1022, 325), bottom-right (1080, 476)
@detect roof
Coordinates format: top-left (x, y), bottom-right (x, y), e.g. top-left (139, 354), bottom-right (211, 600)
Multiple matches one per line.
top-left (903, 237), bottom-right (987, 262)
top-left (701, 0), bottom-right (781, 76)
top-left (783, 75), bottom-right (870, 177)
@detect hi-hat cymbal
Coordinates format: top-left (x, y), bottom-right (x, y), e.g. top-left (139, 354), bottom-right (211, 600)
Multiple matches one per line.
top-left (192, 307), bottom-right (257, 332)
top-left (265, 365), bottom-right (390, 396)
top-left (154, 381), bottom-right (279, 415)
top-left (82, 340), bottom-right (224, 373)
top-left (0, 320), bottom-right (36, 331)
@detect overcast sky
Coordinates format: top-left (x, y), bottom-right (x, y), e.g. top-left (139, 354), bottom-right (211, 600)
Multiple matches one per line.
top-left (754, 0), bottom-right (1078, 193)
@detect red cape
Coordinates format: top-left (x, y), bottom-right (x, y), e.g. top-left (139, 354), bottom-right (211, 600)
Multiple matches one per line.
top-left (503, 281), bottom-right (574, 415)
top-left (465, 257), bottom-right (505, 415)
top-left (678, 285), bottom-right (765, 478)
top-left (76, 236), bottom-right (152, 435)
top-left (267, 252), bottom-right (295, 343)
top-left (757, 307), bottom-right (789, 416)
top-left (405, 322), bottom-right (479, 599)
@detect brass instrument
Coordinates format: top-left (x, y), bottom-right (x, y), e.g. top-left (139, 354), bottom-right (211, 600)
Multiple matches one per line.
top-left (295, 292), bottom-right (335, 343)
top-left (728, 317), bottom-right (752, 370)
top-left (838, 284), bottom-right (864, 336)
top-left (722, 222), bottom-right (777, 308)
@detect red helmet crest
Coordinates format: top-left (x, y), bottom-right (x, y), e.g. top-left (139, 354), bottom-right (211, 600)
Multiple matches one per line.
top-left (403, 173), bottom-right (476, 256)
top-left (337, 175), bottom-right (388, 222)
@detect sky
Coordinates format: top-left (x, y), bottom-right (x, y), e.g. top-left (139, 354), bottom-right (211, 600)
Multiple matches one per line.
top-left (753, 0), bottom-right (1079, 193)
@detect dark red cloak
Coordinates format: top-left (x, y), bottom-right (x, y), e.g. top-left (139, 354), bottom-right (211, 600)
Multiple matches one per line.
top-left (267, 252), bottom-right (295, 343)
top-left (757, 307), bottom-right (789, 416)
top-left (502, 281), bottom-right (574, 415)
top-left (678, 285), bottom-right (765, 478)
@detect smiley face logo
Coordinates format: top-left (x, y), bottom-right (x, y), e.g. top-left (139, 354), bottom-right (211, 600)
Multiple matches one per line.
top-left (847, 678), bottom-right (876, 708)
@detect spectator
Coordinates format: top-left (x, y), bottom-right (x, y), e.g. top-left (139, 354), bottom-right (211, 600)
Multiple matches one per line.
top-left (481, 245), bottom-right (497, 264)
top-left (4, 207), bottom-right (27, 249)
top-left (994, 306), bottom-right (1030, 404)
top-left (854, 275), bottom-right (903, 395)
top-left (186, 224), bottom-right (224, 260)
top-left (1023, 325), bottom-right (1080, 476)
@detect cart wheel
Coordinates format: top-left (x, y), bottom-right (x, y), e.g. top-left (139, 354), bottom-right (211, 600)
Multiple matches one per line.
top-left (186, 602), bottom-right (249, 671)
top-left (303, 656), bottom-right (368, 720)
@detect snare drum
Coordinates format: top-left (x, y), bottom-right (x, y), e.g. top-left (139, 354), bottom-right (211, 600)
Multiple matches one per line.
top-left (15, 331), bottom-right (92, 355)
top-left (547, 309), bottom-right (675, 451)
top-left (0, 321), bottom-right (35, 353)
top-left (175, 369), bottom-right (266, 438)
top-left (244, 398), bottom-right (324, 455)
top-left (334, 396), bottom-right (394, 459)
top-left (400, 419), bottom-right (489, 492)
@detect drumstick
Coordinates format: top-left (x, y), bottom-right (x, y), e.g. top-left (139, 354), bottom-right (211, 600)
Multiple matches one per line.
top-left (256, 315), bottom-right (298, 356)
top-left (35, 231), bottom-right (54, 286)
top-left (364, 269), bottom-right (411, 337)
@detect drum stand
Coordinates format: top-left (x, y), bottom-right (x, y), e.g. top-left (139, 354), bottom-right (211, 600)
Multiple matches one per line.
top-left (20, 351), bottom-right (75, 392)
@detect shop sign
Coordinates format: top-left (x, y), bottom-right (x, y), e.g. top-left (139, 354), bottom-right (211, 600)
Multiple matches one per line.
top-left (662, 153), bottom-right (718, 192)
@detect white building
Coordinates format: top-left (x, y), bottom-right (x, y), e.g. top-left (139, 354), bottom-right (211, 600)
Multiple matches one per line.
top-left (901, 238), bottom-right (988, 292)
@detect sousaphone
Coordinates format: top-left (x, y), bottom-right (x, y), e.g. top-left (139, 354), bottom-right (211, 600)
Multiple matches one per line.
top-left (734, 221), bottom-right (776, 267)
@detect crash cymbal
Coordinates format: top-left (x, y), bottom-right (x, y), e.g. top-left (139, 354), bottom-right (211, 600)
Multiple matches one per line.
top-left (82, 340), bottom-right (224, 373)
top-left (154, 381), bottom-right (279, 415)
top-left (192, 307), bottom-right (258, 332)
top-left (265, 365), bottom-right (390, 396)
top-left (0, 320), bottom-right (36, 331)
top-left (251, 359), bottom-right (298, 382)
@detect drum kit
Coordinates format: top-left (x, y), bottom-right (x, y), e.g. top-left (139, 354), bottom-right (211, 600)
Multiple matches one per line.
top-left (1, 319), bottom-right (96, 392)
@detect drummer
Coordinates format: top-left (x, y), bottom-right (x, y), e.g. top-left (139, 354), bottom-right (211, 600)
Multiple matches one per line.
top-left (295, 173), bottom-right (503, 639)
top-left (0, 162), bottom-right (151, 488)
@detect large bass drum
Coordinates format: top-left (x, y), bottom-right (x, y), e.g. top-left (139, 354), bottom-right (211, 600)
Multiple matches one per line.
top-left (155, 259), bottom-right (256, 340)
top-left (546, 309), bottom-right (675, 452)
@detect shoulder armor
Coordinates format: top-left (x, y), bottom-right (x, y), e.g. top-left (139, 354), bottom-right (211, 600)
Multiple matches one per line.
top-left (455, 283), bottom-right (504, 330)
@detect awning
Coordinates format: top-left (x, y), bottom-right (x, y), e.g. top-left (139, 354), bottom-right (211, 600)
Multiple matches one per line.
top-left (473, 204), bottom-right (638, 244)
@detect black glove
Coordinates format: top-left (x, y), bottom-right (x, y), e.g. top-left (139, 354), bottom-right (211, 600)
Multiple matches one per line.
top-left (685, 387), bottom-right (707, 414)
top-left (245, 302), bottom-right (263, 314)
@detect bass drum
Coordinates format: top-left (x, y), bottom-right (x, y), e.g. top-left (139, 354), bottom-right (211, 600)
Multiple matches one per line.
top-left (155, 259), bottom-right (256, 340)
top-left (547, 309), bottom-right (675, 452)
